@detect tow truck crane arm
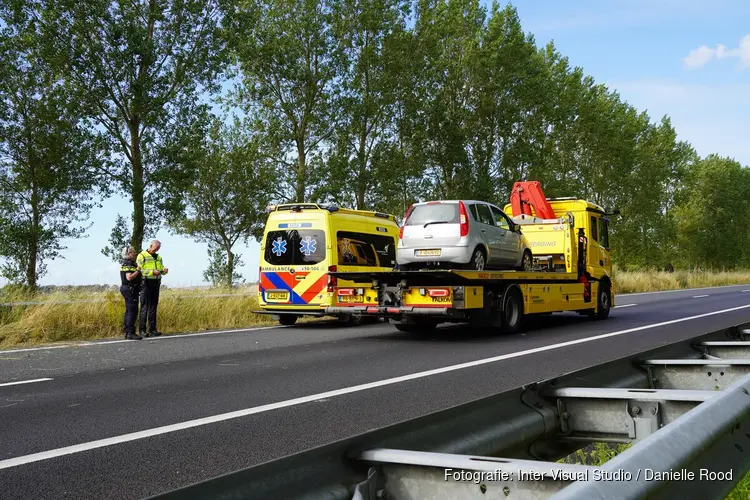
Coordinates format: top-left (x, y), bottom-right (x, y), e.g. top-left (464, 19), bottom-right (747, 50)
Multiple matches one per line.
top-left (509, 181), bottom-right (556, 220)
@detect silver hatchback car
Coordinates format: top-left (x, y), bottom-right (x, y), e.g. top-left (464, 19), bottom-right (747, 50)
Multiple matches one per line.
top-left (397, 200), bottom-right (533, 271)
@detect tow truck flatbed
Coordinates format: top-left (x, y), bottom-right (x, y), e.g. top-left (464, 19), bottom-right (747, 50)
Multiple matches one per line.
top-left (328, 269), bottom-right (581, 286)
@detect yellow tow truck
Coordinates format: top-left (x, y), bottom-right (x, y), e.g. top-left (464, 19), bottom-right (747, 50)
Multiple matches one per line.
top-left (325, 181), bottom-right (619, 334)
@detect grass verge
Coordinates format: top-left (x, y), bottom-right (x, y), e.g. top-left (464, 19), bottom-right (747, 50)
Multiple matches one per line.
top-left (0, 288), bottom-right (276, 348)
top-left (559, 442), bottom-right (750, 499)
top-left (615, 269), bottom-right (750, 294)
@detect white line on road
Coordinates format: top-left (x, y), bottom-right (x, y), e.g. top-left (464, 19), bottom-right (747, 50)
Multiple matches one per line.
top-left (743, 290), bottom-right (750, 293)
top-left (621, 284), bottom-right (750, 297)
top-left (692, 295), bottom-right (710, 298)
top-left (0, 378), bottom-right (53, 388)
top-left (2, 303), bottom-right (750, 471)
top-left (0, 326), bottom-right (282, 354)
top-left (614, 304), bottom-right (637, 308)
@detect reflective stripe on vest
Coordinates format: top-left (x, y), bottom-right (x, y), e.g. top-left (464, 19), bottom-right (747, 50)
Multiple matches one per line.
top-left (136, 250), bottom-right (164, 279)
top-left (121, 266), bottom-right (138, 272)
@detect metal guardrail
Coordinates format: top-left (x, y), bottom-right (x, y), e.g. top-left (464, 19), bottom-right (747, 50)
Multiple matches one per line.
top-left (147, 323), bottom-right (750, 500)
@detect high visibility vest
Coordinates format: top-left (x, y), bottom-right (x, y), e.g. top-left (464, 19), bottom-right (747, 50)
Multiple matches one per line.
top-left (136, 250), bottom-right (164, 279)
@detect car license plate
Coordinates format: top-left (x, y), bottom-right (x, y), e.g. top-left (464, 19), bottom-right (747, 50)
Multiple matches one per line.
top-left (266, 291), bottom-right (289, 302)
top-left (339, 295), bottom-right (363, 303)
top-left (416, 249), bottom-right (441, 257)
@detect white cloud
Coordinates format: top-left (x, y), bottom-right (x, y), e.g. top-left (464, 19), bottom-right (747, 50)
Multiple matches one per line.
top-left (682, 34), bottom-right (750, 69)
top-left (683, 46), bottom-right (715, 69)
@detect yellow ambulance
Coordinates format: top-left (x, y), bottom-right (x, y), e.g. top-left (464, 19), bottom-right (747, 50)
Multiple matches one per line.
top-left (257, 203), bottom-right (400, 326)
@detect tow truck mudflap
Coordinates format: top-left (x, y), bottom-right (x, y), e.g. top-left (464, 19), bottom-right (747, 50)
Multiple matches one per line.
top-left (325, 306), bottom-right (457, 317)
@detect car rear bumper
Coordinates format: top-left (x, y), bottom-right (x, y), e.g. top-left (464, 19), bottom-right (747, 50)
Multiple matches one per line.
top-left (397, 245), bottom-right (471, 265)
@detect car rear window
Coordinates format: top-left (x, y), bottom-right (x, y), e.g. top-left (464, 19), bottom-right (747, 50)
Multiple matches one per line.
top-left (406, 203), bottom-right (459, 226)
top-left (264, 229), bottom-right (326, 265)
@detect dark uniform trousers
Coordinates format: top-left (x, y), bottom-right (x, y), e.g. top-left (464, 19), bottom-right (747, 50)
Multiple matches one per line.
top-left (120, 284), bottom-right (140, 335)
top-left (139, 279), bottom-right (161, 334)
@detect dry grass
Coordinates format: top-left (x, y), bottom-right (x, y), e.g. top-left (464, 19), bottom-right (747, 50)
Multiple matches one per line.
top-left (1, 269), bottom-right (749, 348)
top-left (0, 287), bottom-right (275, 348)
top-left (614, 269), bottom-right (750, 294)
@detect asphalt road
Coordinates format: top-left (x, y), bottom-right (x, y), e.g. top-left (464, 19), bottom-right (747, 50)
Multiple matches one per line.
top-left (1, 284), bottom-right (750, 499)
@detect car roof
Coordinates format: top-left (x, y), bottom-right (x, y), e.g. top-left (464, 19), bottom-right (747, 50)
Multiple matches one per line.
top-left (413, 200), bottom-right (498, 206)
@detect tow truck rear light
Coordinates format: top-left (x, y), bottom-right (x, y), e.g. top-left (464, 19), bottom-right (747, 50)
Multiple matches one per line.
top-left (399, 204), bottom-right (414, 240)
top-left (338, 288), bottom-right (354, 296)
top-left (427, 288), bottom-right (450, 298)
top-left (327, 265), bottom-right (337, 292)
top-left (459, 201), bottom-right (469, 237)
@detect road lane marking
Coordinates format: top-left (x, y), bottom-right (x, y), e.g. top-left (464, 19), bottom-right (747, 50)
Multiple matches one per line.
top-left (0, 378), bottom-right (53, 388)
top-left (622, 284), bottom-right (750, 297)
top-left (614, 304), bottom-right (636, 308)
top-left (0, 326), bottom-right (282, 354)
top-left (692, 295), bottom-right (710, 298)
top-left (2, 303), bottom-right (750, 470)
top-left (743, 290), bottom-right (750, 293)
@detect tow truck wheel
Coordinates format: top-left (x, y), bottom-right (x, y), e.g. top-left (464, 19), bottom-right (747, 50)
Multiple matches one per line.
top-left (338, 314), bottom-right (363, 326)
top-left (593, 282), bottom-right (611, 319)
top-left (392, 319), bottom-right (437, 334)
top-left (278, 315), bottom-right (298, 326)
top-left (501, 287), bottom-right (524, 334)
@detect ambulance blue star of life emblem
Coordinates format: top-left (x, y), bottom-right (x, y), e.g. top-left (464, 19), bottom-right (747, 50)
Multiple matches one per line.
top-left (300, 236), bottom-right (317, 256)
top-left (272, 237), bottom-right (287, 256)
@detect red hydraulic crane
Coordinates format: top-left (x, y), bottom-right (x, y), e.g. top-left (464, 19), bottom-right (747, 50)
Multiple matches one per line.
top-left (509, 181), bottom-right (557, 220)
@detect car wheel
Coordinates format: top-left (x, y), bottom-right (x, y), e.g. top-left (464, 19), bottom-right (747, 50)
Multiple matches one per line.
top-left (278, 315), bottom-right (298, 326)
top-left (518, 250), bottom-right (533, 272)
top-left (467, 248), bottom-right (486, 271)
top-left (392, 319), bottom-right (438, 334)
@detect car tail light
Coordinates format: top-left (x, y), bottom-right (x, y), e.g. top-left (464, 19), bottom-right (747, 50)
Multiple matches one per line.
top-left (399, 204), bottom-right (414, 240)
top-left (459, 201), bottom-right (469, 237)
top-left (427, 288), bottom-right (450, 297)
top-left (327, 265), bottom-right (337, 292)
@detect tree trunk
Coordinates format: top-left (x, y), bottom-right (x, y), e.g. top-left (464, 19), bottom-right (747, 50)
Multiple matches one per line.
top-left (355, 129), bottom-right (367, 209)
top-left (130, 123), bottom-right (145, 252)
top-left (27, 184), bottom-right (40, 290)
top-left (295, 139), bottom-right (306, 202)
top-left (225, 247), bottom-right (235, 289)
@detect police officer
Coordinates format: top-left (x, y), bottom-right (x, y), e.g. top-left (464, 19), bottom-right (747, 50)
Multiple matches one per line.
top-left (136, 239), bottom-right (169, 337)
top-left (120, 246), bottom-right (142, 340)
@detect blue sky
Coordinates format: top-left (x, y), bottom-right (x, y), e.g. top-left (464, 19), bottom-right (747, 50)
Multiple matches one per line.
top-left (9, 0), bottom-right (750, 289)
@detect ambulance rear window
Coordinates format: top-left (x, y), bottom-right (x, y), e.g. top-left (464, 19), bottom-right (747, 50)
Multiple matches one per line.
top-left (264, 230), bottom-right (326, 265)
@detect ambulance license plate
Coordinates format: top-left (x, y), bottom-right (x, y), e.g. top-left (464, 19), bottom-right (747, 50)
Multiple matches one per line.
top-left (266, 291), bottom-right (289, 302)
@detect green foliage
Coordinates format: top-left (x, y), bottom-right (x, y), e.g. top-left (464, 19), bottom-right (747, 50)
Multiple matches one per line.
top-left (0, 19), bottom-right (106, 288)
top-left (672, 155), bottom-right (750, 270)
top-left (224, 0), bottom-right (339, 203)
top-left (558, 442), bottom-right (632, 466)
top-left (167, 116), bottom-right (273, 288)
top-left (203, 244), bottom-right (245, 288)
top-left (3, 0), bottom-right (228, 257)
